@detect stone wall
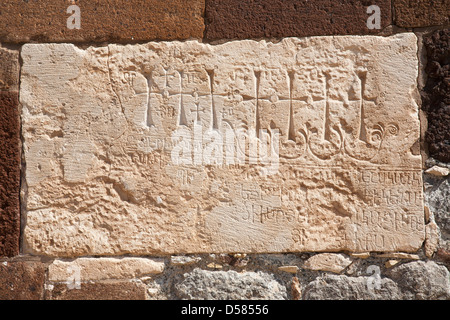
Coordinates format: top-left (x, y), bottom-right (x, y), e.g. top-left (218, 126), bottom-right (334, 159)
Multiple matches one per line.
top-left (0, 1), bottom-right (449, 300)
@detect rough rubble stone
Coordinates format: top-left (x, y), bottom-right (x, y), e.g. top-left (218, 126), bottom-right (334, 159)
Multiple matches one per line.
top-left (303, 274), bottom-right (402, 300)
top-left (425, 220), bottom-right (439, 258)
top-left (394, 0), bottom-right (450, 27)
top-left (436, 249), bottom-right (450, 267)
top-left (0, 261), bottom-right (45, 300)
top-left (174, 268), bottom-right (287, 300)
top-left (0, 0), bottom-right (205, 43)
top-left (21, 34), bottom-right (424, 256)
top-left (388, 260), bottom-right (450, 300)
top-left (424, 175), bottom-right (450, 250)
top-left (425, 165), bottom-right (450, 177)
top-left (205, 0), bottom-right (392, 40)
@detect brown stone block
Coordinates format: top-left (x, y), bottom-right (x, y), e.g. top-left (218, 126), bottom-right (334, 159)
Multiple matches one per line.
top-left (0, 261), bottom-right (45, 300)
top-left (394, 0), bottom-right (450, 28)
top-left (205, 0), bottom-right (392, 40)
top-left (46, 281), bottom-right (148, 300)
top-left (0, 92), bottom-right (20, 257)
top-left (421, 29), bottom-right (450, 163)
top-left (0, 47), bottom-right (20, 92)
top-left (0, 0), bottom-right (205, 43)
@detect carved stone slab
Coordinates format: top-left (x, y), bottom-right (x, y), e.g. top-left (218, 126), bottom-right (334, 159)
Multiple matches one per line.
top-left (21, 34), bottom-right (424, 257)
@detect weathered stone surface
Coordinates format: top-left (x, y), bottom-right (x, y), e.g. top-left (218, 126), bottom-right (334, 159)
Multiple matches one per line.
top-left (436, 249), bottom-right (450, 266)
top-left (171, 255), bottom-right (202, 266)
top-left (0, 0), bottom-right (205, 43)
top-left (205, 0), bottom-right (392, 40)
top-left (421, 29), bottom-right (449, 163)
top-left (303, 274), bottom-right (402, 300)
top-left (207, 262), bottom-right (223, 270)
top-left (291, 277), bottom-right (302, 300)
top-left (48, 258), bottom-right (165, 282)
top-left (46, 281), bottom-right (148, 300)
top-left (0, 46), bottom-right (20, 258)
top-left (0, 261), bottom-right (45, 300)
top-left (388, 261), bottom-right (450, 300)
top-left (174, 268), bottom-right (287, 300)
top-left (350, 252), bottom-right (371, 259)
top-left (425, 221), bottom-right (439, 258)
top-left (426, 165), bottom-right (450, 177)
top-left (424, 175), bottom-right (450, 251)
top-left (278, 266), bottom-right (299, 273)
top-left (21, 34), bottom-right (424, 256)
top-left (385, 260), bottom-right (400, 268)
top-left (394, 0), bottom-right (450, 27)
top-left (375, 253), bottom-right (420, 260)
top-left (0, 46), bottom-right (20, 92)
top-left (303, 253), bottom-right (353, 274)
top-left (0, 92), bottom-right (20, 257)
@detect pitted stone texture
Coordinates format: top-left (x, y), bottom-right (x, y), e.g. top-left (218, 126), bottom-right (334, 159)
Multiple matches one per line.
top-left (388, 261), bottom-right (450, 300)
top-left (174, 268), bottom-right (286, 300)
top-left (425, 220), bottom-right (439, 258)
top-left (0, 47), bottom-right (20, 92)
top-left (394, 0), bottom-right (450, 27)
top-left (0, 46), bottom-right (20, 258)
top-left (303, 274), bottom-right (402, 300)
top-left (422, 29), bottom-right (450, 163)
top-left (0, 261), bottom-right (45, 300)
top-left (21, 35), bottom-right (423, 257)
top-left (0, 92), bottom-right (20, 257)
top-left (46, 281), bottom-right (148, 300)
top-left (424, 175), bottom-right (450, 251)
top-left (205, 0), bottom-right (392, 40)
top-left (0, 0), bottom-right (204, 43)
top-left (48, 258), bottom-right (165, 282)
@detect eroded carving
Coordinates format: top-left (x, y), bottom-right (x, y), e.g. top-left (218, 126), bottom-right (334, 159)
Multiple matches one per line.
top-left (21, 35), bottom-right (424, 256)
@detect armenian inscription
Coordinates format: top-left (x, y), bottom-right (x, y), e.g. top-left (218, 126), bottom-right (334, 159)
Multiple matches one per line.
top-left (21, 34), bottom-right (424, 256)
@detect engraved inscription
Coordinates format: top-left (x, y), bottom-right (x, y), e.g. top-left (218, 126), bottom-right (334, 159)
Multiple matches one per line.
top-left (21, 35), bottom-right (424, 256)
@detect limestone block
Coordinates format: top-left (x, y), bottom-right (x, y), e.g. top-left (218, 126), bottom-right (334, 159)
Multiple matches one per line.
top-left (375, 253), bottom-right (420, 260)
top-left (48, 257), bottom-right (165, 282)
top-left (21, 34), bottom-right (424, 256)
top-left (425, 166), bottom-right (450, 177)
top-left (303, 253), bottom-right (353, 274)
